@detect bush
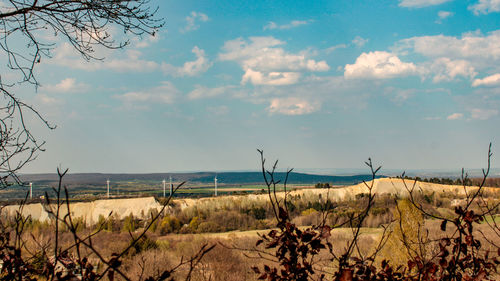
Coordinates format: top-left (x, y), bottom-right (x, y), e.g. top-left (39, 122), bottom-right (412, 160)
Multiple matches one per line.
top-left (251, 206), bottom-right (267, 220)
top-left (189, 216), bottom-right (200, 232)
top-left (126, 235), bottom-right (158, 257)
top-left (159, 215), bottom-right (182, 235)
top-left (381, 199), bottom-right (425, 266)
top-left (197, 221), bottom-right (220, 233)
top-left (315, 182), bottom-right (331, 189)
top-left (122, 213), bottom-right (136, 232)
top-left (250, 149), bottom-right (500, 281)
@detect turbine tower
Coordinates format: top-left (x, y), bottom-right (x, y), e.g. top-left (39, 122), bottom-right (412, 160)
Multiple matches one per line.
top-left (214, 174), bottom-right (218, 197)
top-left (29, 182), bottom-right (32, 199)
top-left (169, 175), bottom-right (173, 196)
top-left (106, 179), bottom-right (110, 198)
top-left (162, 179), bottom-right (166, 197)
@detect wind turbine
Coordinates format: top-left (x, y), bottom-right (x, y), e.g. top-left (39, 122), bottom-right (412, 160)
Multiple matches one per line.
top-left (214, 174), bottom-right (218, 197)
top-left (162, 179), bottom-right (166, 197)
top-left (106, 179), bottom-right (110, 198)
top-left (169, 175), bottom-right (173, 196)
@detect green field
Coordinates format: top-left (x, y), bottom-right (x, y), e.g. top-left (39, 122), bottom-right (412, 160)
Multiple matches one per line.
top-left (0, 181), bottom-right (318, 203)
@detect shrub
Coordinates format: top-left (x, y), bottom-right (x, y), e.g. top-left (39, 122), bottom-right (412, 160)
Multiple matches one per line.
top-left (301, 208), bottom-right (318, 216)
top-left (381, 199), bottom-right (425, 266)
top-left (250, 149), bottom-right (500, 281)
top-left (122, 213), bottom-right (136, 232)
top-left (126, 235), bottom-right (158, 257)
top-left (159, 215), bottom-right (182, 235)
top-left (315, 182), bottom-right (331, 189)
top-left (251, 206), bottom-right (267, 220)
top-left (197, 221), bottom-right (220, 233)
top-left (189, 216), bottom-right (200, 232)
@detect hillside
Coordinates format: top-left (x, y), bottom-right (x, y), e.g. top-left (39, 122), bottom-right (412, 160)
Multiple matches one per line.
top-left (0, 171), bottom-right (382, 201)
top-left (16, 171), bottom-right (379, 185)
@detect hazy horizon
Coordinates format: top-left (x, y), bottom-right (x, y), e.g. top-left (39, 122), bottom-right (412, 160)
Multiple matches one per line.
top-left (18, 167), bottom-right (500, 178)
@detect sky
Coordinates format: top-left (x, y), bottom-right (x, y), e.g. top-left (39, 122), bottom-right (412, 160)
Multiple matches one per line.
top-left (5, 0), bottom-right (500, 174)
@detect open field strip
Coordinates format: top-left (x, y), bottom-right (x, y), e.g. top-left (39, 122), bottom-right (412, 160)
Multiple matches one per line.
top-left (157, 226), bottom-right (384, 240)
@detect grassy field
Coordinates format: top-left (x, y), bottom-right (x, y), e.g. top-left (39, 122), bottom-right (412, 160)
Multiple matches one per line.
top-left (157, 226), bottom-right (384, 241)
top-left (483, 214), bottom-right (500, 224)
top-left (0, 181), bottom-right (318, 202)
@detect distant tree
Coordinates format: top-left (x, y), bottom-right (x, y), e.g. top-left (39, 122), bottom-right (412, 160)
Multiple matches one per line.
top-left (0, 0), bottom-right (164, 187)
top-left (314, 182), bottom-right (331, 189)
top-left (122, 213), bottom-right (136, 232)
top-left (159, 215), bottom-right (181, 234)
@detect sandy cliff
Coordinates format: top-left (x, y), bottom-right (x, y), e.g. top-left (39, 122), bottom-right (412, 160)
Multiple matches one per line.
top-left (2, 197), bottom-right (162, 225)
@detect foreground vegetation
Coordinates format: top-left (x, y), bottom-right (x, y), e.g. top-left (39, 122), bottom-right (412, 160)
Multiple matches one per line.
top-left (1, 149), bottom-right (500, 280)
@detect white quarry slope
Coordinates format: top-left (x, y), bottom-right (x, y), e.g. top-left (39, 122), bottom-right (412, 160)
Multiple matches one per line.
top-left (3, 178), bottom-right (498, 224)
top-left (173, 178), bottom-right (499, 209)
top-left (2, 197), bottom-right (162, 225)
top-left (292, 178), bottom-right (497, 200)
top-left (325, 178), bottom-right (475, 198)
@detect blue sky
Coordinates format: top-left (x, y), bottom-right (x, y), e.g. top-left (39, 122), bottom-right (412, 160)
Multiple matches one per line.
top-left (12, 0), bottom-right (500, 173)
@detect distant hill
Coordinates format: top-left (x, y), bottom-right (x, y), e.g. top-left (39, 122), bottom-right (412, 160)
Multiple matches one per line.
top-left (17, 171), bottom-right (380, 186)
top-left (194, 172), bottom-right (379, 185)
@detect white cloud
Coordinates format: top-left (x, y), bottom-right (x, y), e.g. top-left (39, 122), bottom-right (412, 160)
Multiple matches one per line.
top-left (220, 37), bottom-right (329, 72)
top-left (267, 97), bottom-right (320, 115)
top-left (113, 82), bottom-right (180, 108)
top-left (188, 75), bottom-right (374, 116)
top-left (352, 36), bottom-right (369, 47)
top-left (162, 46), bottom-right (212, 76)
top-left (396, 30), bottom-right (500, 79)
top-left (399, 0), bottom-right (452, 8)
top-left (133, 33), bottom-right (161, 48)
top-left (447, 113), bottom-right (463, 120)
top-left (179, 47), bottom-right (212, 76)
top-left (469, 0), bottom-right (500, 15)
top-left (34, 94), bottom-right (64, 106)
top-left (399, 31), bottom-right (500, 65)
top-left (51, 43), bottom-right (159, 72)
top-left (254, 76), bottom-right (372, 113)
top-left (263, 20), bottom-right (312, 30)
top-left (392, 90), bottom-right (413, 104)
top-left (219, 37), bottom-right (329, 85)
top-left (241, 69), bottom-right (301, 85)
top-left (181, 11), bottom-right (209, 33)
top-left (263, 22), bottom-right (278, 30)
top-left (207, 105), bottom-right (229, 116)
top-left (344, 51), bottom-right (417, 79)
top-left (384, 87), bottom-right (416, 104)
top-left (41, 78), bottom-right (89, 93)
top-left (469, 108), bottom-right (499, 119)
top-left (472, 73), bottom-right (500, 87)
top-left (104, 50), bottom-right (159, 72)
top-left (325, 44), bottom-right (348, 54)
top-left (188, 85), bottom-right (237, 100)
top-left (428, 58), bottom-right (477, 82)
top-left (436, 11), bottom-right (454, 23)
top-left (438, 11), bottom-right (453, 19)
